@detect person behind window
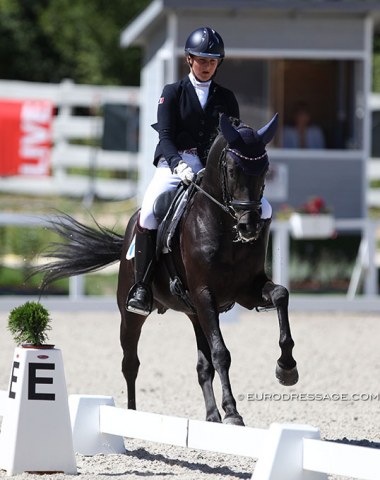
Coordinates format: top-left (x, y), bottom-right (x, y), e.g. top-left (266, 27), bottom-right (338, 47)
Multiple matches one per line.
top-left (282, 102), bottom-right (325, 149)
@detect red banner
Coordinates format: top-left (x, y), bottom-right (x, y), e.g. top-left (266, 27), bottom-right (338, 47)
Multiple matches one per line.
top-left (0, 99), bottom-right (53, 176)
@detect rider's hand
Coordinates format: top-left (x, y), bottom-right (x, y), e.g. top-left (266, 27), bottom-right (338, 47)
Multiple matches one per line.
top-left (174, 161), bottom-right (195, 185)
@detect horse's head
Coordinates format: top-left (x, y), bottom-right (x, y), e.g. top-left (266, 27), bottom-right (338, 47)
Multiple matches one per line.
top-left (218, 113), bottom-right (278, 242)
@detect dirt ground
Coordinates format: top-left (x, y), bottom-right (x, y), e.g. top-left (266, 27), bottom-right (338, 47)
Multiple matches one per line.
top-left (1, 303), bottom-right (380, 479)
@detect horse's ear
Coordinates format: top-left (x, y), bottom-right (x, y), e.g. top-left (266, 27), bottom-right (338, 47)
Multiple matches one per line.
top-left (257, 113), bottom-right (279, 145)
top-left (219, 114), bottom-right (241, 146)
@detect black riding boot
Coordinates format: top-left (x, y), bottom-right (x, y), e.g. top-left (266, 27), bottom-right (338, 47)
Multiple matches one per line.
top-left (126, 223), bottom-right (157, 315)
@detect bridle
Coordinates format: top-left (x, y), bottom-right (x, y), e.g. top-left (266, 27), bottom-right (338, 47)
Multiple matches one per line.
top-left (222, 147), bottom-right (266, 216)
top-left (191, 147), bottom-right (266, 220)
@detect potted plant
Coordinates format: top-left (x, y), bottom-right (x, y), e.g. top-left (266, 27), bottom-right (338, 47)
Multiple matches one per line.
top-left (289, 197), bottom-right (335, 239)
top-left (8, 301), bottom-right (53, 348)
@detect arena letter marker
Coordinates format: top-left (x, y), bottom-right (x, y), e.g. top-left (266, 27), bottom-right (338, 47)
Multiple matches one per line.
top-left (0, 347), bottom-right (77, 475)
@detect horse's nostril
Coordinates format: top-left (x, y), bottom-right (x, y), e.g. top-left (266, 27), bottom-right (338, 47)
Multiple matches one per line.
top-left (238, 223), bottom-right (258, 236)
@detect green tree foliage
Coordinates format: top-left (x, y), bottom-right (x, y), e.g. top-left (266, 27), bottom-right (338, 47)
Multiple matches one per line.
top-left (0, 0), bottom-right (150, 85)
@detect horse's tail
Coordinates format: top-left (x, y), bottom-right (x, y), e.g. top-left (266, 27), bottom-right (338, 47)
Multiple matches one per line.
top-left (36, 213), bottom-right (124, 290)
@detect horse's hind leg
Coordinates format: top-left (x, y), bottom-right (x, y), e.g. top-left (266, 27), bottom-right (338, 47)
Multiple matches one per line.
top-left (262, 281), bottom-right (299, 386)
top-left (188, 314), bottom-right (222, 423)
top-left (120, 311), bottom-right (147, 409)
top-left (117, 219), bottom-right (147, 410)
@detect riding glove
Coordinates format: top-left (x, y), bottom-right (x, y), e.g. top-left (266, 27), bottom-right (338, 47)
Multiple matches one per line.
top-left (174, 161), bottom-right (195, 185)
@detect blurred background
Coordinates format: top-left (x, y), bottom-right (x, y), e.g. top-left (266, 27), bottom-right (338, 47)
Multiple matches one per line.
top-left (1, 0), bottom-right (380, 303)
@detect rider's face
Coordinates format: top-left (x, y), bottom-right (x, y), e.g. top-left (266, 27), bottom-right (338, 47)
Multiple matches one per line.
top-left (189, 56), bottom-right (219, 82)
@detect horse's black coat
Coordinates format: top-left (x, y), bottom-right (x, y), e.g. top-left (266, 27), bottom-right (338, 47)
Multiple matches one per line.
top-left (37, 115), bottom-right (298, 426)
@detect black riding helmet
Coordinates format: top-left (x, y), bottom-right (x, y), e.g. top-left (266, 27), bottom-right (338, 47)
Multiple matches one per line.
top-left (184, 27), bottom-right (225, 59)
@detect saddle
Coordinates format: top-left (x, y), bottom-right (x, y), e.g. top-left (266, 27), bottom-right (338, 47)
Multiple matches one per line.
top-left (153, 184), bottom-right (196, 312)
top-left (126, 185), bottom-right (190, 261)
top-left (154, 184), bottom-right (190, 255)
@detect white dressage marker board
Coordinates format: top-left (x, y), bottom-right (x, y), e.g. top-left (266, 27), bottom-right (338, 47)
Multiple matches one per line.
top-left (0, 347), bottom-right (76, 475)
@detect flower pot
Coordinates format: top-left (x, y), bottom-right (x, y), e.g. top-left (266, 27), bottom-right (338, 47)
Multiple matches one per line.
top-left (21, 344), bottom-right (55, 349)
top-left (289, 213), bottom-right (335, 239)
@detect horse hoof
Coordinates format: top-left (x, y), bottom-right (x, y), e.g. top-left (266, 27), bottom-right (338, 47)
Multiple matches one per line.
top-left (223, 415), bottom-right (245, 426)
top-left (206, 412), bottom-right (222, 423)
top-left (276, 363), bottom-right (299, 386)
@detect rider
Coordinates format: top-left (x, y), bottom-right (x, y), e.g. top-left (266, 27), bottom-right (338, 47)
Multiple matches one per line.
top-left (126, 26), bottom-right (272, 316)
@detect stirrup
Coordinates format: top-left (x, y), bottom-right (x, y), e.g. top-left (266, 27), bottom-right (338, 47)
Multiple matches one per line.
top-left (126, 283), bottom-right (152, 316)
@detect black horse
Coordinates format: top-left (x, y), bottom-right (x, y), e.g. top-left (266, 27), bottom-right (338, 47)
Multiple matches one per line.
top-left (38, 114), bottom-right (298, 426)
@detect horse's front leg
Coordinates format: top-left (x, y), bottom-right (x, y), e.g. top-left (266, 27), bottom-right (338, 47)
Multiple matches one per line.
top-left (194, 288), bottom-right (244, 426)
top-left (188, 314), bottom-right (222, 423)
top-left (262, 281), bottom-right (299, 386)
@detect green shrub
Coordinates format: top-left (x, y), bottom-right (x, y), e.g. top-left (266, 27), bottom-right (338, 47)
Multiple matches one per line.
top-left (8, 301), bottom-right (52, 346)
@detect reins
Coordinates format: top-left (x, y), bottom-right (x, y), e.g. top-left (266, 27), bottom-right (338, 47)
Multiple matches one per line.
top-left (190, 177), bottom-right (235, 218)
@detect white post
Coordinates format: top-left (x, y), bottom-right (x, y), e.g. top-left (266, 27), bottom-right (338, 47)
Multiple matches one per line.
top-left (347, 235), bottom-right (368, 299)
top-left (252, 423), bottom-right (327, 480)
top-left (55, 79), bottom-right (74, 181)
top-left (364, 219), bottom-right (378, 296)
top-left (0, 347), bottom-right (76, 475)
top-left (69, 275), bottom-right (85, 299)
top-left (272, 221), bottom-right (290, 288)
top-left (69, 395), bottom-right (125, 455)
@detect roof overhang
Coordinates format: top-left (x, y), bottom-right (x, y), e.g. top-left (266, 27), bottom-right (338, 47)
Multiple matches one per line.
top-left (163, 0), bottom-right (380, 11)
top-left (120, 0), bottom-right (164, 48)
top-left (121, 0), bottom-right (380, 48)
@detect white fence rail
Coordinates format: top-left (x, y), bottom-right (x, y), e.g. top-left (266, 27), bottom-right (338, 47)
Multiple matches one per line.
top-left (0, 79), bottom-right (140, 200)
top-left (3, 387), bottom-right (380, 479)
top-left (0, 213), bottom-right (378, 302)
top-left (67, 394), bottom-right (380, 480)
top-left (1, 82), bottom-right (380, 204)
top-left (303, 438), bottom-right (380, 480)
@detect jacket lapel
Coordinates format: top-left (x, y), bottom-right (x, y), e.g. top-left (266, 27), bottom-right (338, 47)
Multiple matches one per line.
top-left (204, 81), bottom-right (217, 110)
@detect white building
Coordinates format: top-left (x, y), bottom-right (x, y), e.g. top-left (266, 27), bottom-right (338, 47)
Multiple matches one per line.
top-left (121, 0), bottom-right (380, 218)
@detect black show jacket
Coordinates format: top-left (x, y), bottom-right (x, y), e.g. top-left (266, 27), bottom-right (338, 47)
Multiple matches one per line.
top-left (153, 75), bottom-right (240, 171)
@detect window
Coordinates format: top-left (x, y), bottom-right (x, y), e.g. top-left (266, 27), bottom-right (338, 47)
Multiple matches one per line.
top-left (181, 58), bottom-right (361, 150)
top-left (274, 59), bottom-right (357, 149)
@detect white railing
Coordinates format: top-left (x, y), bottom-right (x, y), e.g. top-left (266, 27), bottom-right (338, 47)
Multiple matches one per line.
top-left (67, 394), bottom-right (380, 480)
top-left (0, 81), bottom-right (379, 204)
top-left (272, 218), bottom-right (379, 298)
top-left (368, 157), bottom-right (380, 207)
top-left (0, 213), bottom-right (378, 303)
top-left (0, 79), bottom-right (140, 200)
top-left (2, 388), bottom-right (380, 478)
top-left (369, 93), bottom-right (380, 207)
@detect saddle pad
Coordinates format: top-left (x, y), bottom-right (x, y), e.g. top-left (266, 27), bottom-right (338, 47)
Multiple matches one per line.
top-left (126, 234), bottom-right (136, 260)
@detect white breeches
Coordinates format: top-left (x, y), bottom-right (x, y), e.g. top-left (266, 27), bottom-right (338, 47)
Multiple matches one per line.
top-left (139, 154), bottom-right (272, 230)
